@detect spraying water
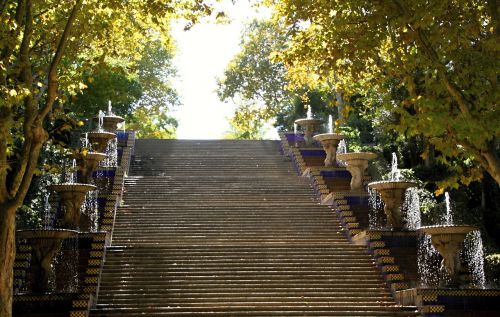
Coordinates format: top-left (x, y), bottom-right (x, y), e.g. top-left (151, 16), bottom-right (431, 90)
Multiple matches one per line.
top-left (403, 187), bottom-right (421, 230)
top-left (418, 234), bottom-right (441, 286)
top-left (65, 159), bottom-right (78, 183)
top-left (293, 123), bottom-right (298, 147)
top-left (43, 195), bottom-right (54, 229)
top-left (81, 132), bottom-right (94, 153)
top-left (328, 115), bottom-right (334, 133)
top-left (368, 188), bottom-right (384, 229)
top-left (82, 190), bottom-right (99, 232)
top-left (464, 230), bottom-right (486, 288)
top-left (444, 192), bottom-right (453, 225)
top-left (98, 110), bottom-right (104, 132)
top-left (306, 106), bottom-right (312, 119)
top-left (102, 138), bottom-right (118, 167)
top-left (390, 152), bottom-right (401, 181)
top-left (55, 237), bottom-right (79, 293)
top-left (108, 100), bottom-right (113, 115)
top-left (336, 139), bottom-right (347, 167)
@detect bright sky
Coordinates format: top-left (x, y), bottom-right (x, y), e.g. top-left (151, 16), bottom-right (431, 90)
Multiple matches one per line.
top-left (171, 1), bottom-right (275, 139)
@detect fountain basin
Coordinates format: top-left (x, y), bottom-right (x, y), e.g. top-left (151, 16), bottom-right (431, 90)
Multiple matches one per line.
top-left (17, 229), bottom-right (78, 240)
top-left (294, 118), bottom-right (323, 146)
top-left (368, 180), bottom-right (417, 190)
top-left (312, 133), bottom-right (345, 167)
top-left (337, 152), bottom-right (376, 190)
top-left (75, 152), bottom-right (107, 183)
top-left (418, 225), bottom-right (477, 236)
top-left (47, 183), bottom-right (96, 228)
top-left (17, 229), bottom-right (78, 293)
top-left (101, 115), bottom-right (125, 132)
top-left (84, 131), bottom-right (116, 152)
top-left (418, 225), bottom-right (477, 286)
top-left (368, 180), bottom-right (417, 229)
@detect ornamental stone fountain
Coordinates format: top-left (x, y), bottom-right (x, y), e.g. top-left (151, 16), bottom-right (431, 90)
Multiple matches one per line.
top-left (336, 152), bottom-right (377, 191)
top-left (17, 229), bottom-right (78, 293)
top-left (294, 107), bottom-right (323, 147)
top-left (368, 180), bottom-right (417, 229)
top-left (75, 151), bottom-right (107, 183)
top-left (368, 153), bottom-right (417, 229)
top-left (86, 109), bottom-right (117, 152)
top-left (313, 115), bottom-right (345, 167)
top-left (48, 183), bottom-right (96, 229)
top-left (313, 133), bottom-right (345, 167)
top-left (85, 131), bottom-right (116, 153)
top-left (101, 102), bottom-right (125, 132)
top-left (76, 133), bottom-right (107, 183)
top-left (418, 225), bottom-right (477, 286)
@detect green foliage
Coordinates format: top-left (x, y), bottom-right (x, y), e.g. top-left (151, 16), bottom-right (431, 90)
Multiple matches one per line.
top-left (126, 104), bottom-right (178, 139)
top-left (68, 42), bottom-right (180, 138)
top-left (15, 205), bottom-right (41, 230)
top-left (485, 254), bottom-right (500, 285)
top-left (70, 66), bottom-right (143, 118)
top-left (217, 19), bottom-right (291, 138)
top-left (271, 0), bottom-right (500, 188)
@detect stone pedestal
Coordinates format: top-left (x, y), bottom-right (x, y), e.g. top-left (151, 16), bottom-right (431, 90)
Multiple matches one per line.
top-left (368, 180), bottom-right (417, 229)
top-left (294, 118), bottom-right (323, 146)
top-left (313, 133), bottom-right (345, 167)
top-left (337, 152), bottom-right (376, 190)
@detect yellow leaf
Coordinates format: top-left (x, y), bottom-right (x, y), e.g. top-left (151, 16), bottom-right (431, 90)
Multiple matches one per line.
top-left (9, 89), bottom-right (17, 97)
top-left (434, 187), bottom-right (445, 196)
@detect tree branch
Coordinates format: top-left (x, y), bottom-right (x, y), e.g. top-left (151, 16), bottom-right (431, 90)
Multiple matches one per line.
top-left (38, 0), bottom-right (83, 121)
top-left (0, 108), bottom-right (12, 204)
top-left (9, 0), bottom-right (33, 197)
top-left (0, 0), bottom-right (26, 85)
top-left (13, 127), bottom-right (47, 206)
top-left (391, 0), bottom-right (474, 120)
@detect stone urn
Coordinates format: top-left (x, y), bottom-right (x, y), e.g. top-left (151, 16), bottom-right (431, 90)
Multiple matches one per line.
top-left (17, 229), bottom-right (78, 293)
top-left (85, 131), bottom-right (116, 153)
top-left (75, 152), bottom-right (107, 183)
top-left (47, 183), bottom-right (96, 229)
top-left (337, 152), bottom-right (377, 191)
top-left (313, 133), bottom-right (345, 167)
top-left (418, 225), bottom-right (477, 286)
top-left (368, 180), bottom-right (417, 229)
top-left (294, 118), bottom-right (323, 146)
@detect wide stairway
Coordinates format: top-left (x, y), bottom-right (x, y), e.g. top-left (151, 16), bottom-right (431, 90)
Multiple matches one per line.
top-left (91, 140), bottom-right (418, 316)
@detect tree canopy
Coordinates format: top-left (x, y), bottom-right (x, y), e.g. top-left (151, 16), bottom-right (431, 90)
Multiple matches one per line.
top-left (269, 0), bottom-right (499, 187)
top-left (0, 0), bottom-right (215, 315)
top-left (217, 19), bottom-right (291, 137)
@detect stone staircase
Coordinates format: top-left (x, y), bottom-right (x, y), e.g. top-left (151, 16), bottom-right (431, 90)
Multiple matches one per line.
top-left (90, 139), bottom-right (419, 316)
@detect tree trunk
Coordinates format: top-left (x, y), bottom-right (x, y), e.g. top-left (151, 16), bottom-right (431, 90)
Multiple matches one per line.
top-left (481, 147), bottom-right (500, 186)
top-left (0, 203), bottom-right (17, 317)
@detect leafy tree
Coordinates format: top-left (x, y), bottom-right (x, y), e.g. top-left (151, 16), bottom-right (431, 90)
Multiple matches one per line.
top-left (271, 0), bottom-right (500, 187)
top-left (70, 42), bottom-right (180, 138)
top-left (217, 19), bottom-right (291, 138)
top-left (69, 65), bottom-right (143, 119)
top-left (126, 42), bottom-right (180, 138)
top-left (0, 1), bottom-right (212, 315)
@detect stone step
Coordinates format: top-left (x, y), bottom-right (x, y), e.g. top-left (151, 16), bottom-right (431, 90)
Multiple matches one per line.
top-left (92, 140), bottom-right (415, 317)
top-left (97, 289), bottom-right (392, 297)
top-left (95, 299), bottom-right (399, 307)
top-left (91, 306), bottom-right (418, 316)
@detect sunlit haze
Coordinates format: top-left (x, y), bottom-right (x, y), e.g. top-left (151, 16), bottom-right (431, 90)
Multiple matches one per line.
top-left (171, 1), bottom-right (275, 139)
